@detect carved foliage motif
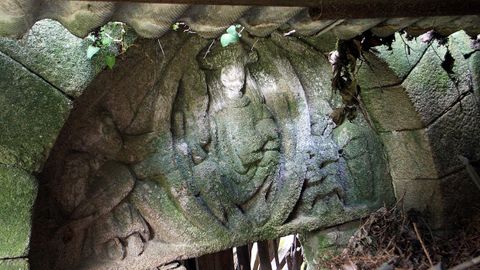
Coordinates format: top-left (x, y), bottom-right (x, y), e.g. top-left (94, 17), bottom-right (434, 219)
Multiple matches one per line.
top-left (35, 33), bottom-right (394, 270)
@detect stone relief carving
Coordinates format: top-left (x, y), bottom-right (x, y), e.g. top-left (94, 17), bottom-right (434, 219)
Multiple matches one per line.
top-left (32, 33), bottom-right (394, 270)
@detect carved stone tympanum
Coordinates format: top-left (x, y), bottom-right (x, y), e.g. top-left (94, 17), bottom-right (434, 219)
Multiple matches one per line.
top-left (32, 32), bottom-right (394, 270)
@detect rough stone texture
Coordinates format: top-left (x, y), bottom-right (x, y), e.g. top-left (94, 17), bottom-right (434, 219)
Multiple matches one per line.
top-left (239, 6), bottom-right (304, 37)
top-left (439, 169), bottom-right (480, 228)
top-left (355, 32), bottom-right (425, 90)
top-left (0, 166), bottom-right (37, 259)
top-left (333, 118), bottom-right (394, 207)
top-left (299, 31), bottom-right (338, 53)
top-left (301, 30), bottom-right (479, 266)
top-left (1, 1), bottom-right (477, 40)
top-left (332, 19), bottom-right (385, 40)
top-left (0, 51), bottom-right (71, 172)
top-left (0, 19), bottom-right (104, 98)
top-left (360, 30), bottom-right (480, 230)
top-left (300, 221), bottom-right (359, 270)
top-left (381, 130), bottom-right (438, 180)
top-left (393, 179), bottom-right (443, 225)
top-left (374, 32), bottom-right (430, 80)
top-left (357, 51), bottom-right (402, 89)
top-left (361, 86), bottom-right (424, 132)
top-left (30, 33), bottom-right (393, 270)
top-left (426, 94), bottom-right (480, 177)
top-left (471, 51), bottom-right (480, 97)
top-left (402, 34), bottom-right (473, 125)
top-left (0, 259), bottom-right (29, 270)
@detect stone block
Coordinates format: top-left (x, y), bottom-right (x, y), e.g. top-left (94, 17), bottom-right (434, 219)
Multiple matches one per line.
top-left (439, 169), bottom-right (480, 227)
top-left (301, 221), bottom-right (360, 270)
top-left (393, 179), bottom-right (443, 227)
top-left (471, 51), bottom-right (480, 97)
top-left (0, 259), bottom-right (29, 270)
top-left (0, 52), bottom-right (71, 172)
top-left (357, 51), bottom-right (401, 89)
top-left (334, 118), bottom-right (394, 207)
top-left (426, 94), bottom-right (480, 177)
top-left (0, 19), bottom-right (104, 97)
top-left (381, 130), bottom-right (438, 180)
top-left (375, 32), bottom-right (429, 80)
top-left (361, 86), bottom-right (424, 132)
top-left (299, 31), bottom-right (338, 53)
top-left (0, 166), bottom-right (37, 258)
top-left (402, 35), bottom-right (473, 125)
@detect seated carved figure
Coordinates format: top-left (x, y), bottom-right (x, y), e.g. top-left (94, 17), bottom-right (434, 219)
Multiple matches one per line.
top-left (207, 56), bottom-right (280, 206)
top-left (183, 45), bottom-right (281, 227)
top-left (35, 37), bottom-right (394, 270)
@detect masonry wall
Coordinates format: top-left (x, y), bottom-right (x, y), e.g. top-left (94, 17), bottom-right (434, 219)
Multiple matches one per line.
top-left (0, 20), bottom-right (104, 269)
top-left (359, 31), bottom-right (480, 228)
top-left (301, 31), bottom-right (480, 270)
top-left (0, 19), bottom-right (479, 269)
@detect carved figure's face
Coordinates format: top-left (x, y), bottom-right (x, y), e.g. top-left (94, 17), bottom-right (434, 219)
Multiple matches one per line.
top-left (220, 63), bottom-right (245, 100)
top-left (35, 38), bottom-right (393, 270)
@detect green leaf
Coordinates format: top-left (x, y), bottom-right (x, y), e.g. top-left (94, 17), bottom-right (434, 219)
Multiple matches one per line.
top-left (86, 45), bottom-right (100, 59)
top-left (220, 33), bottom-right (239, 47)
top-left (172, 23), bottom-right (180, 31)
top-left (226, 25), bottom-right (238, 36)
top-left (101, 36), bottom-right (113, 46)
top-left (105, 54), bottom-right (116, 69)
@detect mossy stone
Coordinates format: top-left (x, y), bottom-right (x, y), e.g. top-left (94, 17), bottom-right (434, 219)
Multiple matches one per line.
top-left (0, 19), bottom-right (106, 97)
top-left (0, 259), bottom-right (29, 270)
top-left (0, 52), bottom-right (71, 172)
top-left (0, 166), bottom-right (37, 258)
top-left (399, 31), bottom-right (475, 126)
top-left (375, 32), bottom-right (429, 80)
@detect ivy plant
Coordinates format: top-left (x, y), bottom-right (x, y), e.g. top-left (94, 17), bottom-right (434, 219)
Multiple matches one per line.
top-left (86, 22), bottom-right (135, 69)
top-left (170, 22), bottom-right (243, 47)
top-left (220, 24), bottom-right (243, 47)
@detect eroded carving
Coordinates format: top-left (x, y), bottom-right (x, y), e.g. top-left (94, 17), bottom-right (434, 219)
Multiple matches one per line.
top-left (33, 34), bottom-right (393, 270)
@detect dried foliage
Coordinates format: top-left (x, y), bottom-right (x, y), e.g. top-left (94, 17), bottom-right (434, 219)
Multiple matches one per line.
top-left (316, 202), bottom-right (480, 270)
top-left (329, 31), bottom-right (395, 126)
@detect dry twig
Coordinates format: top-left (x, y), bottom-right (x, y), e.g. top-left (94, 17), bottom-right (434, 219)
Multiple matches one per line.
top-left (413, 222), bottom-right (433, 267)
top-left (449, 255), bottom-right (480, 270)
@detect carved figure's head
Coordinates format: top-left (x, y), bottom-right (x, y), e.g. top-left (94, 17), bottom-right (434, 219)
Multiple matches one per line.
top-left (220, 63), bottom-right (245, 100)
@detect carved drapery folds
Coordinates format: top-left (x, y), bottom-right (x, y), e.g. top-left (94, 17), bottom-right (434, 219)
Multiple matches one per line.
top-left (34, 33), bottom-right (394, 270)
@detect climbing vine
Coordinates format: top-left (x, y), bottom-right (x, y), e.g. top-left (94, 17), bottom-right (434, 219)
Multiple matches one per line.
top-left (86, 22), bottom-right (135, 69)
top-left (171, 22), bottom-right (244, 48)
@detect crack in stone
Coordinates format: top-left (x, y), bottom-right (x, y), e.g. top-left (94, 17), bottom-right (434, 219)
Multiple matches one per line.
top-left (0, 51), bottom-right (74, 101)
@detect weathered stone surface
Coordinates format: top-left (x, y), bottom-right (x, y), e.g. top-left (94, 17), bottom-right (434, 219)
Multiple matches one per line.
top-left (0, 19), bottom-right (104, 98)
top-left (0, 259), bottom-right (29, 270)
top-left (402, 35), bottom-right (473, 125)
top-left (472, 51), bottom-right (480, 97)
top-left (0, 52), bottom-right (71, 172)
top-left (439, 169), bottom-right (480, 228)
top-left (381, 130), bottom-right (438, 180)
top-left (0, 166), bottom-right (37, 258)
top-left (361, 86), bottom-right (424, 131)
top-left (333, 118), bottom-right (394, 207)
top-left (392, 179), bottom-right (443, 226)
top-left (299, 31), bottom-right (338, 53)
top-left (356, 51), bottom-right (402, 89)
top-left (332, 19), bottom-right (384, 40)
top-left (31, 33), bottom-right (393, 270)
top-left (374, 32), bottom-right (429, 80)
top-left (301, 222), bottom-right (359, 270)
top-left (239, 7), bottom-right (304, 37)
top-left (426, 94), bottom-right (480, 176)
